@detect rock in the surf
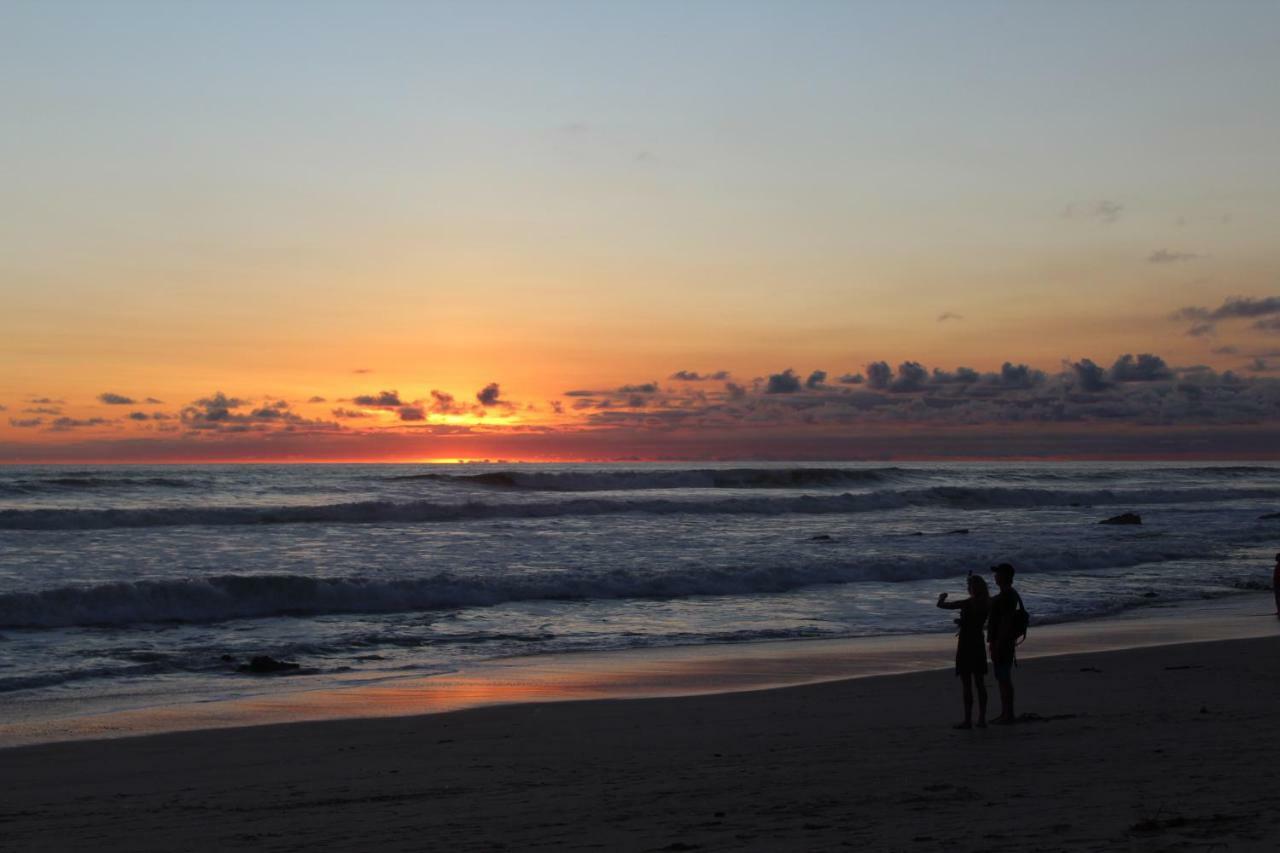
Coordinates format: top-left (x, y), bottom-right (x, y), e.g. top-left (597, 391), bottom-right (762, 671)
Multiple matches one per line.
top-left (237, 655), bottom-right (301, 674)
top-left (1099, 512), bottom-right (1142, 525)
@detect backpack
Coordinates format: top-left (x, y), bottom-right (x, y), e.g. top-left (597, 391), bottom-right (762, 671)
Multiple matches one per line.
top-left (1012, 593), bottom-right (1030, 645)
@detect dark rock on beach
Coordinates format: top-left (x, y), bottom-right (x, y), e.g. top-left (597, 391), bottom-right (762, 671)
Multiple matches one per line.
top-left (1100, 512), bottom-right (1141, 525)
top-left (237, 655), bottom-right (301, 674)
top-left (809, 534), bottom-right (834, 541)
top-left (944, 529), bottom-right (969, 535)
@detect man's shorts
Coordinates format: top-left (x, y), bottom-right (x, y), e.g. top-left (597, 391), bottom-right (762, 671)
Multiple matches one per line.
top-left (993, 659), bottom-right (1014, 681)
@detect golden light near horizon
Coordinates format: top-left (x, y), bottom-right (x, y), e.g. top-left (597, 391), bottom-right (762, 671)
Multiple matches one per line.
top-left (2, 2), bottom-right (1280, 461)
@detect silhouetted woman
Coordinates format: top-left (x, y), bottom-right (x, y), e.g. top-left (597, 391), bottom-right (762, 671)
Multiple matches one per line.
top-left (937, 574), bottom-right (990, 729)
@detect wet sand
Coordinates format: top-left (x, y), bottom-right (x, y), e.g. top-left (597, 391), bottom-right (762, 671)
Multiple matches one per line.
top-left (3, 593), bottom-right (1277, 748)
top-left (3, 599), bottom-right (1280, 851)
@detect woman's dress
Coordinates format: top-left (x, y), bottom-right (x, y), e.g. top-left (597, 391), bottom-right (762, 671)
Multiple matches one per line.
top-left (955, 599), bottom-right (989, 677)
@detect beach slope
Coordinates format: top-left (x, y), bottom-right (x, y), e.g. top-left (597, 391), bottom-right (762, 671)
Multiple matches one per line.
top-left (4, 634), bottom-right (1280, 851)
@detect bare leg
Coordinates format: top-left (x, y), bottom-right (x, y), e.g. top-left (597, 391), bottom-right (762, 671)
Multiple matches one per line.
top-left (975, 676), bottom-right (988, 727)
top-left (996, 676), bottom-right (1015, 721)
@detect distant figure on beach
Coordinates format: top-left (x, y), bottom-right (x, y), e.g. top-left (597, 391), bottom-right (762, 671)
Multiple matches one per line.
top-left (937, 573), bottom-right (990, 729)
top-left (987, 563), bottom-right (1027, 724)
top-left (1273, 553), bottom-right (1279, 618)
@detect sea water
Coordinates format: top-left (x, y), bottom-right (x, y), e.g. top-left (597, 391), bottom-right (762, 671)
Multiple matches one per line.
top-left (0, 462), bottom-right (1276, 719)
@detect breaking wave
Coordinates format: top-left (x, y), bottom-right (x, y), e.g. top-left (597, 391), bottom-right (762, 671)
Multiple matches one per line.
top-left (2, 485), bottom-right (1277, 530)
top-left (0, 538), bottom-right (1222, 629)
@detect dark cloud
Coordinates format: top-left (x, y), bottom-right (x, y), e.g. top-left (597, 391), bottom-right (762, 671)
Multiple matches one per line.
top-left (937, 312), bottom-right (963, 322)
top-left (550, 400), bottom-right (564, 415)
top-left (996, 363), bottom-right (1043, 389)
top-left (27, 398), bottom-right (63, 405)
top-left (670, 370), bottom-right (730, 381)
top-left (477, 383), bottom-right (502, 406)
top-left (1109, 353), bottom-right (1172, 382)
top-left (353, 368), bottom-right (373, 374)
top-left (145, 397), bottom-right (164, 404)
top-left (398, 406), bottom-right (426, 421)
top-left (352, 390), bottom-right (402, 407)
top-left (331, 407), bottom-right (372, 419)
top-left (619, 382), bottom-right (659, 394)
top-left (1071, 359), bottom-right (1110, 392)
top-left (1147, 249), bottom-right (1199, 264)
top-left (98, 392), bottom-right (135, 405)
top-left (805, 370), bottom-right (827, 389)
top-left (1172, 295), bottom-right (1280, 335)
top-left (931, 367), bottom-right (979, 385)
top-left (838, 373), bottom-right (864, 385)
top-left (8, 417), bottom-right (42, 428)
top-left (1254, 317), bottom-right (1280, 333)
top-left (726, 382), bottom-right (747, 401)
top-left (765, 369), bottom-right (802, 394)
top-left (24, 406), bottom-right (62, 415)
top-left (890, 361), bottom-right (928, 392)
top-left (307, 396), bottom-right (327, 404)
top-left (182, 392), bottom-right (339, 433)
top-left (50, 417), bottom-right (109, 430)
top-left (1211, 345), bottom-right (1239, 355)
top-left (865, 362), bottom-right (892, 390)
top-left (128, 411), bottom-right (151, 421)
top-left (429, 390), bottom-right (467, 414)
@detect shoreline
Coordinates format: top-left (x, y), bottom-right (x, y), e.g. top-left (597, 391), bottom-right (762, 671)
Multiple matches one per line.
top-left (3, 591), bottom-right (1276, 750)
top-left (4, 628), bottom-right (1280, 850)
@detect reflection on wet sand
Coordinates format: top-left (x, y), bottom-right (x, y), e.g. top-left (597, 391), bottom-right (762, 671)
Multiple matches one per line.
top-left (4, 594), bottom-right (1276, 748)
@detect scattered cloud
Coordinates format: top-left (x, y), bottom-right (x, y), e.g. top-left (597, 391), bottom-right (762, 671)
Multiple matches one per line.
top-left (477, 383), bottom-right (503, 407)
top-left (307, 396), bottom-right (327, 404)
top-left (50, 417), bottom-right (109, 430)
top-left (937, 312), bottom-right (963, 322)
top-left (352, 390), bottom-right (402, 407)
top-left (353, 368), bottom-right (373, 374)
top-left (98, 392), bottom-right (136, 405)
top-left (1109, 353), bottom-right (1172, 382)
top-left (838, 373), bottom-right (864, 385)
top-left (397, 406), bottom-right (426, 421)
top-left (1148, 249), bottom-right (1199, 264)
top-left (765, 369), bottom-right (802, 394)
top-left (618, 382), bottom-right (659, 394)
top-left (8, 417), bottom-right (43, 428)
top-left (1063, 199), bottom-right (1123, 224)
top-left (1171, 295), bottom-right (1280, 336)
top-left (145, 397), bottom-right (164, 404)
top-left (24, 406), bottom-right (62, 415)
top-left (670, 370), bottom-right (730, 381)
top-left (331, 407), bottom-right (372, 419)
top-left (805, 370), bottom-right (827, 389)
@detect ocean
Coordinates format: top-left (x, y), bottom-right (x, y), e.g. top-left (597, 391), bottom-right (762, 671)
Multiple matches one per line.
top-left (0, 462), bottom-right (1276, 720)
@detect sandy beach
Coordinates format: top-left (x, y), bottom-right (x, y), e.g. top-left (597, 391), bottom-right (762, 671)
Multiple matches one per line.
top-left (4, 601), bottom-right (1280, 852)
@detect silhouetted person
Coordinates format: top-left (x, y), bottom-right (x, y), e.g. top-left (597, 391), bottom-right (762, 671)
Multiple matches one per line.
top-left (987, 563), bottom-right (1027, 724)
top-left (1273, 553), bottom-right (1279, 618)
top-left (937, 573), bottom-right (990, 729)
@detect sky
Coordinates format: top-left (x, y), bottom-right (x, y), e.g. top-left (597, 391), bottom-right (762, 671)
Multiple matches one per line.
top-left (3, 0), bottom-right (1280, 462)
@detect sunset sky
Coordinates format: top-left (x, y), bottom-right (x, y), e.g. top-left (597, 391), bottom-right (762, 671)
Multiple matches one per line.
top-left (3, 1), bottom-right (1279, 461)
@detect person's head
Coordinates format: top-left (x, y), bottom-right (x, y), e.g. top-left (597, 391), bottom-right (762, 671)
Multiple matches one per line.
top-left (992, 563), bottom-right (1015, 590)
top-left (967, 573), bottom-right (990, 601)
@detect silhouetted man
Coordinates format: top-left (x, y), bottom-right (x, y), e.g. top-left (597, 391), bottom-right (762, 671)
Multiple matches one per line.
top-left (987, 563), bottom-right (1026, 724)
top-left (1273, 553), bottom-right (1279, 618)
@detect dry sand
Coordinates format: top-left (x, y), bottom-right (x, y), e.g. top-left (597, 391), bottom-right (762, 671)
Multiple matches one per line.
top-left (4, 630), bottom-right (1280, 851)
